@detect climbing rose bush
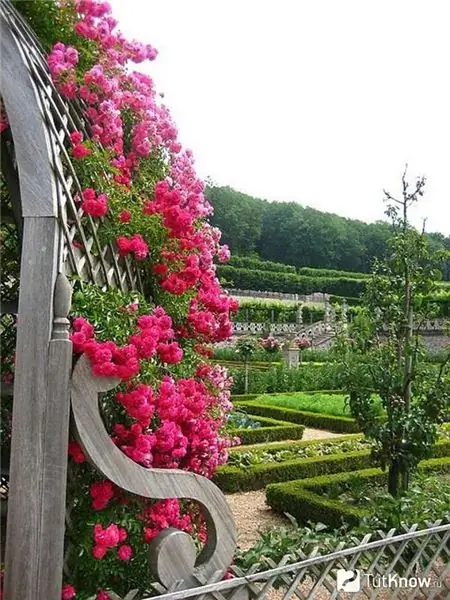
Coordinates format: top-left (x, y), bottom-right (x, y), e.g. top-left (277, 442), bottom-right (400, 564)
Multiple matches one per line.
top-left (4, 0), bottom-right (239, 597)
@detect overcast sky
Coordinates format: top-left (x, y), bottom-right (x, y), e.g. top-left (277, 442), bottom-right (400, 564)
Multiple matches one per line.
top-left (109, 0), bottom-right (449, 235)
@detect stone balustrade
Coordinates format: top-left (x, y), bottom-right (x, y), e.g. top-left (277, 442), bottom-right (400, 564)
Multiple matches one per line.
top-left (228, 289), bottom-right (330, 303)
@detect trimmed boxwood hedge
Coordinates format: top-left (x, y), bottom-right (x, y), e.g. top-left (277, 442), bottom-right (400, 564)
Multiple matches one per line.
top-left (229, 433), bottom-right (363, 454)
top-left (215, 437), bottom-right (450, 493)
top-left (231, 393), bottom-right (263, 403)
top-left (230, 415), bottom-right (305, 445)
top-left (228, 256), bottom-right (297, 274)
top-left (234, 401), bottom-right (360, 433)
top-left (266, 456), bottom-right (450, 528)
top-left (217, 265), bottom-right (366, 297)
top-left (215, 449), bottom-right (372, 493)
top-left (231, 390), bottom-right (344, 402)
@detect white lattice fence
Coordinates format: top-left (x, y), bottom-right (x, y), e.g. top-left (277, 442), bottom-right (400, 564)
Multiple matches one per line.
top-left (84, 520), bottom-right (450, 600)
top-left (156, 521), bottom-right (450, 600)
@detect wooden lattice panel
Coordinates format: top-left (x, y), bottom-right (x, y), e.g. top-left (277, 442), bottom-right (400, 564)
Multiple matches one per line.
top-left (1, 2), bottom-right (142, 294)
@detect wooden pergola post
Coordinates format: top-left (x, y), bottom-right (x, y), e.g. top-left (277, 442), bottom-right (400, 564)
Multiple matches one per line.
top-left (1, 9), bottom-right (72, 599)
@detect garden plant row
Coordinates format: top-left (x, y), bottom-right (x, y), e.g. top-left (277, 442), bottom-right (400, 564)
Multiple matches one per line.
top-left (234, 400), bottom-right (360, 433)
top-left (228, 360), bottom-right (447, 395)
top-left (229, 414), bottom-right (305, 445)
top-left (265, 456), bottom-right (450, 528)
top-left (233, 300), bottom-right (359, 324)
top-left (216, 433), bottom-right (450, 492)
top-left (220, 264), bottom-right (450, 313)
top-left (219, 264), bottom-right (366, 297)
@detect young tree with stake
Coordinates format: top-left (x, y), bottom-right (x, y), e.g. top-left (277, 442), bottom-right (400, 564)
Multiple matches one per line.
top-left (336, 168), bottom-right (450, 497)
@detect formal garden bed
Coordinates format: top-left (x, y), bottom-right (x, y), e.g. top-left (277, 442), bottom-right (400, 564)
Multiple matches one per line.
top-left (231, 390), bottom-right (344, 403)
top-left (226, 411), bottom-right (305, 445)
top-left (251, 392), bottom-right (383, 417)
top-left (215, 432), bottom-right (450, 492)
top-left (234, 401), bottom-right (360, 433)
top-left (266, 457), bottom-right (450, 528)
top-left (228, 361), bottom-right (344, 395)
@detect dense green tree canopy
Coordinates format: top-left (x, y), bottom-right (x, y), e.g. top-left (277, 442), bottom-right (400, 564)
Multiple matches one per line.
top-left (206, 185), bottom-right (450, 279)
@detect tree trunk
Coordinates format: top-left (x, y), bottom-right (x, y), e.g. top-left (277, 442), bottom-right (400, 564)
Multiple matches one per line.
top-left (388, 461), bottom-right (401, 497)
top-left (244, 361), bottom-right (249, 395)
top-left (402, 281), bottom-right (413, 492)
top-left (400, 192), bottom-right (413, 492)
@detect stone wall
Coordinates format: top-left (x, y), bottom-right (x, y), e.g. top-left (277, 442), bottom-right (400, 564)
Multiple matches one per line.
top-left (421, 334), bottom-right (450, 354)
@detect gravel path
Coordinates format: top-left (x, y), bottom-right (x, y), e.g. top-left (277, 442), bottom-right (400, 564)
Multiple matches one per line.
top-left (226, 427), bottom-right (348, 549)
top-left (226, 490), bottom-right (287, 549)
top-left (301, 428), bottom-right (350, 440)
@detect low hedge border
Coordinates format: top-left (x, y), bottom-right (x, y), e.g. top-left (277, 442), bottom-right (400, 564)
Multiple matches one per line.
top-left (215, 449), bottom-right (372, 493)
top-left (230, 415), bottom-right (305, 445)
top-left (234, 402), bottom-right (360, 433)
top-left (231, 394), bottom-right (261, 403)
top-left (231, 390), bottom-right (344, 403)
top-left (215, 438), bottom-right (450, 493)
top-left (266, 456), bottom-right (450, 528)
top-left (229, 433), bottom-right (362, 454)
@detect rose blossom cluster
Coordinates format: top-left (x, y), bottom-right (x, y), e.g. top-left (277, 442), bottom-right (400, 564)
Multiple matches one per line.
top-left (68, 307), bottom-right (234, 593)
top-left (46, 0), bottom-right (239, 347)
top-left (92, 523), bottom-right (131, 561)
top-left (71, 311), bottom-right (231, 476)
top-left (116, 234), bottom-right (149, 261)
top-left (70, 131), bottom-right (91, 159)
top-left (46, 0), bottom-right (239, 350)
top-left (0, 99), bottom-right (9, 133)
top-left (293, 335), bottom-right (312, 349)
top-left (41, 0), bottom-right (239, 595)
top-left (47, 0), bottom-right (233, 279)
top-left (259, 336), bottom-right (280, 352)
top-left (48, 42), bottom-right (79, 98)
top-left (79, 188), bottom-right (108, 218)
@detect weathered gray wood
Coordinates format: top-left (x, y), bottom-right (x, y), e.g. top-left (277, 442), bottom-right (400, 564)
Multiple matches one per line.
top-left (1, 28), bottom-right (70, 596)
top-left (149, 528), bottom-right (197, 586)
top-left (37, 273), bottom-right (72, 595)
top-left (4, 217), bottom-right (62, 600)
top-left (0, 8), bottom-right (57, 218)
top-left (71, 354), bottom-right (237, 590)
top-left (1, 4), bottom-right (143, 599)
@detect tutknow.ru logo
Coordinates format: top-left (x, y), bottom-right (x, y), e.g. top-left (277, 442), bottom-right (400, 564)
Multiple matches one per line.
top-left (336, 569), bottom-right (441, 592)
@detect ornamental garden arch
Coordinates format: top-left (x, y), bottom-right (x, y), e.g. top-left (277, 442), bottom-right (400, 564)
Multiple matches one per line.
top-left (0, 3), bottom-right (236, 598)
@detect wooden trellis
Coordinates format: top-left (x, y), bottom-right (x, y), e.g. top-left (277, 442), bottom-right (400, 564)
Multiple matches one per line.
top-left (0, 2), bottom-right (237, 599)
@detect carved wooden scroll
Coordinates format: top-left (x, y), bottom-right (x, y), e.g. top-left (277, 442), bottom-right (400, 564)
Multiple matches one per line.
top-left (71, 355), bottom-right (237, 590)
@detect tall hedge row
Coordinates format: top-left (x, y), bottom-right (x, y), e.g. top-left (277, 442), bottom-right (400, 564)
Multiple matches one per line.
top-left (218, 265), bottom-right (366, 297)
top-left (220, 264), bottom-right (450, 317)
top-left (233, 300), bottom-right (325, 324)
top-left (228, 255), bottom-right (297, 274)
top-left (234, 300), bottom-right (299, 323)
top-left (297, 267), bottom-right (370, 280)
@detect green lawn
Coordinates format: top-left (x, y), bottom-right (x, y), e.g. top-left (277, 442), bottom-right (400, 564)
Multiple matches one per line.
top-left (255, 392), bottom-right (383, 417)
